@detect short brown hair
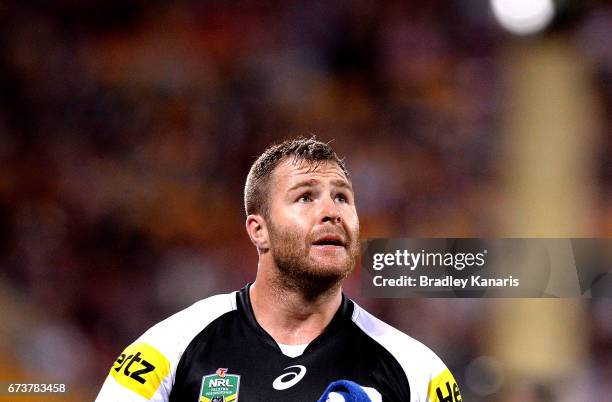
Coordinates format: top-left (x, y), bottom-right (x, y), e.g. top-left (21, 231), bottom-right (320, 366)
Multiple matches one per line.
top-left (244, 137), bottom-right (349, 217)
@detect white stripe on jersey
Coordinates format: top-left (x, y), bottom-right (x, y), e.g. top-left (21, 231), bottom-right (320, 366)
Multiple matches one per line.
top-left (351, 302), bottom-right (449, 402)
top-left (95, 292), bottom-right (237, 402)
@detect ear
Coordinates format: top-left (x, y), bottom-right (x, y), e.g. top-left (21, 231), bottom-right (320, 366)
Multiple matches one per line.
top-left (246, 214), bottom-right (270, 252)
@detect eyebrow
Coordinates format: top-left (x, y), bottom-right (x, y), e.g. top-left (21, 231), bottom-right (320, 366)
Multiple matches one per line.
top-left (287, 178), bottom-right (353, 192)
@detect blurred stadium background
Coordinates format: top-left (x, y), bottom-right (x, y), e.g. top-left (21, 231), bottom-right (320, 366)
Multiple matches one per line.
top-left (0, 0), bottom-right (611, 401)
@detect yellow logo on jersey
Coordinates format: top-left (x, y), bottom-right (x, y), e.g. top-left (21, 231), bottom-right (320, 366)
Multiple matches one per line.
top-left (109, 342), bottom-right (170, 399)
top-left (428, 368), bottom-right (461, 402)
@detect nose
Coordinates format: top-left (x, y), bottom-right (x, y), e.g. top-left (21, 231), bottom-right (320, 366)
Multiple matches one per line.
top-left (320, 195), bottom-right (341, 224)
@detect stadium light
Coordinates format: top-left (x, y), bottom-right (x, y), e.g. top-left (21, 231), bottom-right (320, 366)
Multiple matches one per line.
top-left (490, 0), bottom-right (556, 35)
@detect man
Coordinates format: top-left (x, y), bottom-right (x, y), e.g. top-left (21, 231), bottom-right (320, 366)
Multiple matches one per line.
top-left (95, 137), bottom-right (461, 402)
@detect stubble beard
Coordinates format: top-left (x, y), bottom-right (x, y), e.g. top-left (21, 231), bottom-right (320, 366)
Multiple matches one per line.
top-left (267, 221), bottom-right (359, 299)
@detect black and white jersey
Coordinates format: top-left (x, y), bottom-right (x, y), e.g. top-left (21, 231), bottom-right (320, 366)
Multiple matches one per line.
top-left (96, 285), bottom-right (461, 402)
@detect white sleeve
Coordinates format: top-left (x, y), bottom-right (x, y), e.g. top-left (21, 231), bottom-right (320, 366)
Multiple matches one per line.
top-left (95, 292), bottom-right (236, 402)
top-left (352, 303), bottom-right (461, 402)
top-left (95, 374), bottom-right (169, 402)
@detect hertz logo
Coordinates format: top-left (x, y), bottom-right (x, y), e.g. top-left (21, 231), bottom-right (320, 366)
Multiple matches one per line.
top-left (109, 342), bottom-right (170, 399)
top-left (113, 351), bottom-right (156, 384)
top-left (428, 369), bottom-right (462, 402)
top-left (435, 381), bottom-right (461, 402)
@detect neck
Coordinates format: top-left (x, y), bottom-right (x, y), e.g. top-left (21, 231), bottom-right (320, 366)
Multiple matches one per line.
top-left (250, 261), bottom-right (343, 345)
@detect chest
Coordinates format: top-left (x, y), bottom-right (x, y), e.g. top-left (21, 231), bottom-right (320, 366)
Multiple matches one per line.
top-left (168, 320), bottom-right (410, 402)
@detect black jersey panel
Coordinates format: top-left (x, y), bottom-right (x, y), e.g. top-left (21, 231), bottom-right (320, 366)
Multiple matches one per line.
top-left (169, 286), bottom-right (411, 402)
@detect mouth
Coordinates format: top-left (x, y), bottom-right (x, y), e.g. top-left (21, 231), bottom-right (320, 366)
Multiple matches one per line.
top-left (312, 235), bottom-right (346, 248)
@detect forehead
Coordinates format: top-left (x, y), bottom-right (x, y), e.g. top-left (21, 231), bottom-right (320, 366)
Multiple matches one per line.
top-left (270, 158), bottom-right (350, 190)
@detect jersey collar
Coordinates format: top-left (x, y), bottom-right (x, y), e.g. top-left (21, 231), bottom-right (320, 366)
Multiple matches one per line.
top-left (236, 283), bottom-right (354, 356)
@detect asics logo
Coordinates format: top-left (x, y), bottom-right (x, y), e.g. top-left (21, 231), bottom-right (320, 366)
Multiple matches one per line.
top-left (272, 365), bottom-right (307, 390)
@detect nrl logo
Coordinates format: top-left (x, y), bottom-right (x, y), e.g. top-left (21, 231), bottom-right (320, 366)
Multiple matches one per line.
top-left (199, 368), bottom-right (240, 402)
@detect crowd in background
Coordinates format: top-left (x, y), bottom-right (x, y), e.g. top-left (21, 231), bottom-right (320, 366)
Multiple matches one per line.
top-left (0, 1), bottom-right (611, 400)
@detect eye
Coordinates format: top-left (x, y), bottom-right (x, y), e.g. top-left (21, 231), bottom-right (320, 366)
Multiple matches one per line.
top-left (297, 193), bottom-right (312, 203)
top-left (335, 193), bottom-right (349, 203)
